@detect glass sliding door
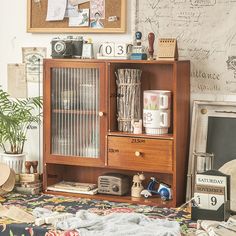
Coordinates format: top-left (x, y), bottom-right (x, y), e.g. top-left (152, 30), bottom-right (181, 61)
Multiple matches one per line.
top-left (51, 67), bottom-right (100, 158)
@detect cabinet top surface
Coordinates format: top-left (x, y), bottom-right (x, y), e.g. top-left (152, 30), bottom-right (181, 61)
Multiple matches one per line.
top-left (44, 58), bottom-right (190, 65)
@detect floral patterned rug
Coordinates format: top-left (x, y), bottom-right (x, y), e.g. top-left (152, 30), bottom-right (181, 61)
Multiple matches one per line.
top-left (0, 193), bottom-right (196, 236)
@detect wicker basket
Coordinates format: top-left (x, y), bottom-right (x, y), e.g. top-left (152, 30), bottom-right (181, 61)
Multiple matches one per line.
top-left (116, 69), bottom-right (142, 132)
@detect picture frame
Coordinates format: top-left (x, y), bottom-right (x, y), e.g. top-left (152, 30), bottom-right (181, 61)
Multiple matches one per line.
top-left (27, 0), bottom-right (126, 33)
top-left (22, 47), bottom-right (47, 82)
top-left (186, 100), bottom-right (236, 201)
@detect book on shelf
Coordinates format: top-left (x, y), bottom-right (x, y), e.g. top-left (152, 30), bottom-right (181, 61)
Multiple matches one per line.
top-left (19, 173), bottom-right (40, 183)
top-left (47, 185), bottom-right (98, 195)
top-left (47, 181), bottom-right (98, 195)
top-left (53, 181), bottom-right (97, 191)
top-left (15, 186), bottom-right (42, 195)
top-left (16, 181), bottom-right (42, 188)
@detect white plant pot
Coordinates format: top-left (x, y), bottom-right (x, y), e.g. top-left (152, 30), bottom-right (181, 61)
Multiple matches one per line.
top-left (1, 153), bottom-right (25, 174)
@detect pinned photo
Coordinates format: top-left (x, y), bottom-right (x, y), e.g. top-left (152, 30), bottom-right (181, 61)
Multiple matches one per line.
top-left (90, 12), bottom-right (104, 28)
top-left (90, 0), bottom-right (105, 19)
top-left (69, 8), bottom-right (89, 27)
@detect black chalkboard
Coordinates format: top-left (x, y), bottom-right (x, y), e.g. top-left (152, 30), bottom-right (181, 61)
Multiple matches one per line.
top-left (206, 116), bottom-right (236, 169)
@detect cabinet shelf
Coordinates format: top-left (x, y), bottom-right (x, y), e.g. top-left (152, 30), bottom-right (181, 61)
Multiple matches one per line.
top-left (106, 165), bottom-right (174, 174)
top-left (45, 190), bottom-right (175, 207)
top-left (46, 58), bottom-right (188, 65)
top-left (44, 159), bottom-right (174, 174)
top-left (52, 109), bottom-right (97, 115)
top-left (108, 131), bottom-right (174, 140)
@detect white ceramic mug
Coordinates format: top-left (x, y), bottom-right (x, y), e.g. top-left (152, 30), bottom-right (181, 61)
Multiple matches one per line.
top-left (143, 109), bottom-right (170, 135)
top-left (143, 90), bottom-right (171, 110)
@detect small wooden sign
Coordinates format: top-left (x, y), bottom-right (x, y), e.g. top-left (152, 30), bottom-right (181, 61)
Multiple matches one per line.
top-left (157, 38), bottom-right (178, 60)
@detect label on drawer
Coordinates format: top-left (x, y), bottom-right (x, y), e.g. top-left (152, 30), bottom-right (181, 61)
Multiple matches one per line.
top-left (130, 138), bottom-right (146, 144)
top-left (108, 148), bottom-right (119, 153)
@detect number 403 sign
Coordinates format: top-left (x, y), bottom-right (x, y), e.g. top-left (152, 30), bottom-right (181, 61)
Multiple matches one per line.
top-left (97, 42), bottom-right (132, 59)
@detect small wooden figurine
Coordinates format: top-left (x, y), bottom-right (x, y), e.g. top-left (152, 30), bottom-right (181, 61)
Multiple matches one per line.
top-left (24, 161), bottom-right (38, 174)
top-left (25, 161), bottom-right (32, 174)
top-left (131, 173), bottom-right (145, 198)
top-left (31, 161), bottom-right (38, 173)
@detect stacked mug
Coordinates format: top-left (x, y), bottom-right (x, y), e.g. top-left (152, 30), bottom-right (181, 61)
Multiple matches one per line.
top-left (143, 90), bottom-right (171, 135)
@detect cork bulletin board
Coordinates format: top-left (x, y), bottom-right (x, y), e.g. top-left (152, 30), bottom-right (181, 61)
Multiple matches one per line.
top-left (27, 0), bottom-right (126, 33)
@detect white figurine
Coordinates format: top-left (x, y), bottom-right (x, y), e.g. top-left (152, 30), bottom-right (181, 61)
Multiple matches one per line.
top-left (131, 173), bottom-right (145, 198)
top-left (131, 119), bottom-right (142, 134)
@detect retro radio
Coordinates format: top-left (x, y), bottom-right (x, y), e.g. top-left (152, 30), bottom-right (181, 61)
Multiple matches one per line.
top-left (98, 173), bottom-right (130, 196)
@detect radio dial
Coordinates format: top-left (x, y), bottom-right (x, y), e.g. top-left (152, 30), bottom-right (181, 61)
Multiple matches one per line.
top-left (112, 184), bottom-right (119, 192)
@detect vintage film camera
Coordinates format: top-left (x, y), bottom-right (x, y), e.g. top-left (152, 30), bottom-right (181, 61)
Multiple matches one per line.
top-left (51, 36), bottom-right (83, 58)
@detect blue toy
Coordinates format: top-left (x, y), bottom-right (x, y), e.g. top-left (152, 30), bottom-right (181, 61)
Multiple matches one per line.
top-left (140, 177), bottom-right (172, 200)
top-left (130, 31), bottom-right (147, 60)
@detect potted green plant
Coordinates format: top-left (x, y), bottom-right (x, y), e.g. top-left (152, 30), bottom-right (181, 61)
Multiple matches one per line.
top-left (0, 88), bottom-right (43, 173)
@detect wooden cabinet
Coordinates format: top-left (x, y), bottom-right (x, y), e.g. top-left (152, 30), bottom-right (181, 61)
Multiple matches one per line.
top-left (43, 59), bottom-right (190, 207)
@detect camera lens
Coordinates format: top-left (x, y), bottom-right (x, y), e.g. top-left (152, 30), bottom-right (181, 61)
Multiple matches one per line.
top-left (54, 41), bottom-right (66, 54)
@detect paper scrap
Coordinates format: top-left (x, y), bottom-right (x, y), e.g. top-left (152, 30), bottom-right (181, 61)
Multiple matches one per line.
top-left (46, 0), bottom-right (67, 21)
top-left (108, 16), bottom-right (118, 22)
top-left (65, 2), bottom-right (80, 17)
top-left (69, 0), bottom-right (90, 5)
top-left (69, 9), bottom-right (89, 26)
top-left (5, 206), bottom-right (35, 223)
top-left (0, 204), bottom-right (8, 217)
top-left (22, 47), bottom-right (46, 83)
top-left (7, 64), bottom-right (27, 98)
top-left (90, 0), bottom-right (105, 19)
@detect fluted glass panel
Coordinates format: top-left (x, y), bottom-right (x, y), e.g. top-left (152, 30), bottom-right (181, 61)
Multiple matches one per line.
top-left (51, 67), bottom-right (100, 158)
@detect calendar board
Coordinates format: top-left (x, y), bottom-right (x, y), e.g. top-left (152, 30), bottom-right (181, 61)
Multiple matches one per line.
top-left (194, 174), bottom-right (227, 210)
top-left (157, 38), bottom-right (178, 60)
top-left (192, 170), bottom-right (230, 221)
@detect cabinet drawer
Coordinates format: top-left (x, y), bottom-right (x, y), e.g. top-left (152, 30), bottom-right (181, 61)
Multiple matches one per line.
top-left (107, 136), bottom-right (173, 172)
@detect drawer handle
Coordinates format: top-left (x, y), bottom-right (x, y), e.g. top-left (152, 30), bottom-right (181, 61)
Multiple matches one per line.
top-left (135, 151), bottom-right (142, 157)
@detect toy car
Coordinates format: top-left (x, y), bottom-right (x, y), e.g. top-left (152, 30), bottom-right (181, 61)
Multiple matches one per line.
top-left (140, 177), bottom-right (172, 200)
